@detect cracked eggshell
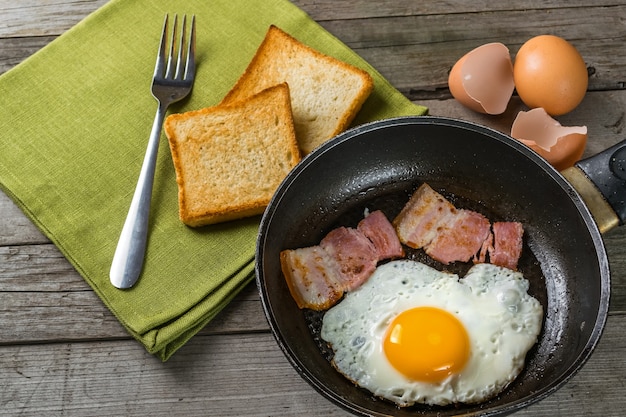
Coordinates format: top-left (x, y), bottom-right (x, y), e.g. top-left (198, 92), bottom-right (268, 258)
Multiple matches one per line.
top-left (448, 43), bottom-right (515, 115)
top-left (511, 108), bottom-right (587, 171)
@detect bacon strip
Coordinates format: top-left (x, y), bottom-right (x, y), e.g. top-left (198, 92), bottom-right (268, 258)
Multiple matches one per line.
top-left (393, 184), bottom-right (457, 249)
top-left (357, 210), bottom-right (405, 259)
top-left (320, 227), bottom-right (378, 291)
top-left (393, 183), bottom-right (524, 268)
top-left (280, 210), bottom-right (401, 310)
top-left (280, 247), bottom-right (343, 310)
top-left (489, 222), bottom-right (524, 270)
top-left (425, 209), bottom-right (491, 264)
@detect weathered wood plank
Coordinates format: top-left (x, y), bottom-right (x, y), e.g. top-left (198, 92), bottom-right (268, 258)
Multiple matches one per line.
top-left (0, 192), bottom-right (48, 246)
top-left (1, 313), bottom-right (625, 416)
top-left (0, 249), bottom-right (268, 343)
top-left (1, 5), bottom-right (624, 97)
top-left (297, 0), bottom-right (626, 21)
top-left (0, 245), bottom-right (83, 291)
top-left (0, 332), bottom-right (349, 417)
top-left (0, 289), bottom-right (127, 343)
top-left (1, 0), bottom-right (624, 38)
top-left (0, 243), bottom-right (134, 293)
top-left (605, 230), bottom-right (626, 312)
top-left (322, 6), bottom-right (626, 95)
top-left (0, 0), bottom-right (108, 37)
top-left (0, 284), bottom-right (268, 344)
top-left (0, 36), bottom-right (57, 75)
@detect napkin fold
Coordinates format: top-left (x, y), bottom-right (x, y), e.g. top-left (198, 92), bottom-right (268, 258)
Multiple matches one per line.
top-left (0, 0), bottom-right (427, 360)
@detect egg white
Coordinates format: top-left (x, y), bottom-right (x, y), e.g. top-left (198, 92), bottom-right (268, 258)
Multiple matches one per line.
top-left (320, 260), bottom-right (543, 407)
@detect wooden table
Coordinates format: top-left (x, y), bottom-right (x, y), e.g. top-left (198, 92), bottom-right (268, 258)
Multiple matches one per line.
top-left (1, 1), bottom-right (625, 416)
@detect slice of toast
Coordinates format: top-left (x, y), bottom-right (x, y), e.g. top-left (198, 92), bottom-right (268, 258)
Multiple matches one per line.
top-left (164, 83), bottom-right (301, 227)
top-left (220, 25), bottom-right (374, 155)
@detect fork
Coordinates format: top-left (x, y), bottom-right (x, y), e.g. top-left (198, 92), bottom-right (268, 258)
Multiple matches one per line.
top-left (110, 14), bottom-right (196, 289)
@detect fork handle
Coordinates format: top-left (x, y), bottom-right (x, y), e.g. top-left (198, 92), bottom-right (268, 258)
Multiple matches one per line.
top-left (110, 102), bottom-right (168, 289)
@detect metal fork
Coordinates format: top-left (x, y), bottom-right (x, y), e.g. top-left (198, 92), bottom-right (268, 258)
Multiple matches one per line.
top-left (110, 14), bottom-right (196, 289)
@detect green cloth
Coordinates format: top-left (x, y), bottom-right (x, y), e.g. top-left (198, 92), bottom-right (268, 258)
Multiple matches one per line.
top-left (0, 0), bottom-right (427, 360)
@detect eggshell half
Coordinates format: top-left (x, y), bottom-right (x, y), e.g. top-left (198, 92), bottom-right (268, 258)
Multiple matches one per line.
top-left (448, 43), bottom-right (514, 115)
top-left (511, 108), bottom-right (587, 171)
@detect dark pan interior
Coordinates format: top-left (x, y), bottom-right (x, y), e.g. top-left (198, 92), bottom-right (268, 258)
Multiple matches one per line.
top-left (256, 116), bottom-right (610, 417)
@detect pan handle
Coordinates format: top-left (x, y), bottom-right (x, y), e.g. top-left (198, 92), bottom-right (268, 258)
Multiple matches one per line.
top-left (571, 140), bottom-right (626, 230)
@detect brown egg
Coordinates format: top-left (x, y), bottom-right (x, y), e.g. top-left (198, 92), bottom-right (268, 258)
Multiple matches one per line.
top-left (513, 35), bottom-right (588, 116)
top-left (511, 108), bottom-right (587, 171)
top-left (448, 43), bottom-right (514, 115)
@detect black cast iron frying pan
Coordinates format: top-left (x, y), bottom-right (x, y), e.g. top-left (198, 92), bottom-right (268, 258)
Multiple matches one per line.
top-left (256, 116), bottom-right (625, 416)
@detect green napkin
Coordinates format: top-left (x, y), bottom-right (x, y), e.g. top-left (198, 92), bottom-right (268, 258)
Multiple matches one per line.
top-left (0, 0), bottom-right (427, 360)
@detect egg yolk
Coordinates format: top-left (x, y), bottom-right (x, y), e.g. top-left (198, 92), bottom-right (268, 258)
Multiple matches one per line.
top-left (383, 306), bottom-right (470, 383)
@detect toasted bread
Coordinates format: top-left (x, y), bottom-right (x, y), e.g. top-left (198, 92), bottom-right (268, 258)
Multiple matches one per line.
top-left (164, 83), bottom-right (301, 227)
top-left (220, 25), bottom-right (374, 155)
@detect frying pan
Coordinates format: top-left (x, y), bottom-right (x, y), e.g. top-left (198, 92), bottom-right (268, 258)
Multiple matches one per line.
top-left (255, 116), bottom-right (625, 416)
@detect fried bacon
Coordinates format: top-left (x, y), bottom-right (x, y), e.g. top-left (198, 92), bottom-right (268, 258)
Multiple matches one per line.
top-left (393, 183), bottom-right (457, 249)
top-left (393, 183), bottom-right (524, 269)
top-left (281, 185), bottom-right (525, 310)
top-left (357, 209), bottom-right (405, 260)
top-left (424, 209), bottom-right (492, 264)
top-left (280, 246), bottom-right (344, 310)
top-left (320, 227), bottom-right (379, 292)
top-left (489, 221), bottom-right (524, 270)
top-left (280, 210), bottom-right (403, 310)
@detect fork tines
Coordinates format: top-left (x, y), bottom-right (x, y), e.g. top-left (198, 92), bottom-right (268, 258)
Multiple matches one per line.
top-left (155, 14), bottom-right (196, 82)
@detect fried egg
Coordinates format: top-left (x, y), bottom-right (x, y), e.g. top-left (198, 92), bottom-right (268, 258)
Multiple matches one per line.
top-left (320, 260), bottom-right (543, 407)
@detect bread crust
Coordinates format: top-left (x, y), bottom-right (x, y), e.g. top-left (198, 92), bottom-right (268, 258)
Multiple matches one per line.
top-left (221, 25), bottom-right (374, 155)
top-left (164, 83), bottom-right (301, 227)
